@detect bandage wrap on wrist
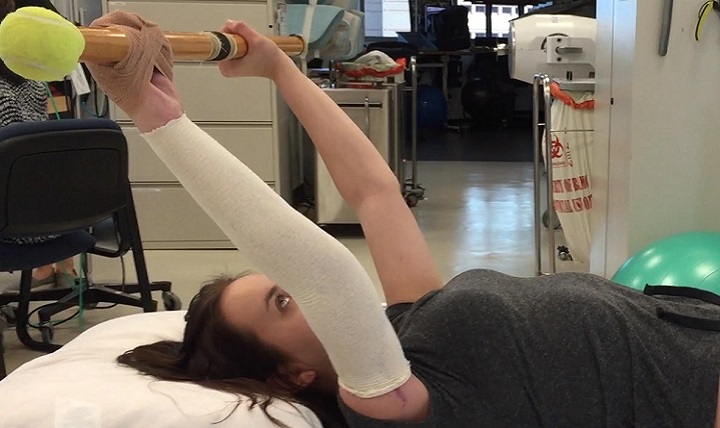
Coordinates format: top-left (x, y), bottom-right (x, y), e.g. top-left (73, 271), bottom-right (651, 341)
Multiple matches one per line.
top-left (86, 11), bottom-right (173, 115)
top-left (142, 115), bottom-right (411, 397)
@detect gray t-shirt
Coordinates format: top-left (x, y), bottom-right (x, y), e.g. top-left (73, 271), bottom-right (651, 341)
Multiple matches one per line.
top-left (340, 269), bottom-right (720, 428)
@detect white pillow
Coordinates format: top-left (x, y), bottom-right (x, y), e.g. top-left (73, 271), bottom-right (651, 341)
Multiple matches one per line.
top-left (0, 311), bottom-right (322, 428)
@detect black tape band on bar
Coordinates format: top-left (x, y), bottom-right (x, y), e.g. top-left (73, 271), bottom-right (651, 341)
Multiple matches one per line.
top-left (208, 31), bottom-right (232, 61)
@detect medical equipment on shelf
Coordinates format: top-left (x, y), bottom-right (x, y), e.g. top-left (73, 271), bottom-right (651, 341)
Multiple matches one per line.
top-left (508, 14), bottom-right (596, 274)
top-left (284, 0), bottom-right (365, 62)
top-left (509, 14), bottom-right (595, 87)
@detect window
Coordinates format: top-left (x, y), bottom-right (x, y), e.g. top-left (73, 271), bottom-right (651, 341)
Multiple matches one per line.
top-left (366, 0), bottom-right (532, 38)
top-left (492, 5), bottom-right (518, 37)
top-left (457, 1), bottom-right (523, 39)
top-left (364, 0), bottom-right (411, 37)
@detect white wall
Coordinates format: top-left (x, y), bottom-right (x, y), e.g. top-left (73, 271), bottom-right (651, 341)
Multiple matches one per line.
top-left (591, 0), bottom-right (720, 277)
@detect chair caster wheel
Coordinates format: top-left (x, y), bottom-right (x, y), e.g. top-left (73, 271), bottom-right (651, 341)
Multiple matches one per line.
top-left (40, 325), bottom-right (54, 344)
top-left (557, 245), bottom-right (573, 261)
top-left (405, 193), bottom-right (419, 207)
top-left (162, 291), bottom-right (182, 311)
top-left (542, 210), bottom-right (562, 230)
top-left (0, 306), bottom-right (17, 328)
top-left (405, 193), bottom-right (421, 208)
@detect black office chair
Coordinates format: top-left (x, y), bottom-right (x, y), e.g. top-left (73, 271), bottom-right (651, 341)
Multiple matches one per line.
top-left (0, 118), bottom-right (177, 378)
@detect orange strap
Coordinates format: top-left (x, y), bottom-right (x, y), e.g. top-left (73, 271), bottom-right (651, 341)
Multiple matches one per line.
top-left (340, 58), bottom-right (407, 79)
top-left (550, 81), bottom-right (594, 110)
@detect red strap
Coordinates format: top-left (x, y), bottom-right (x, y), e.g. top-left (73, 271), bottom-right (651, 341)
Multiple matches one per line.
top-left (340, 58), bottom-right (407, 79)
top-left (550, 81), bottom-right (595, 110)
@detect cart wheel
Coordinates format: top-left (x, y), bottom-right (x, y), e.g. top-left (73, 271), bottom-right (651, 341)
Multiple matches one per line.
top-left (542, 210), bottom-right (562, 230)
top-left (405, 193), bottom-right (419, 207)
top-left (162, 292), bottom-right (182, 311)
top-left (0, 305), bottom-right (16, 328)
top-left (557, 245), bottom-right (573, 261)
top-left (40, 325), bottom-right (54, 344)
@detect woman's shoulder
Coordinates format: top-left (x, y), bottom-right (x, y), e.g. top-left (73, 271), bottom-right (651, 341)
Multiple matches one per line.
top-left (386, 269), bottom-right (571, 333)
top-left (448, 268), bottom-right (528, 282)
top-left (382, 270), bottom-right (507, 328)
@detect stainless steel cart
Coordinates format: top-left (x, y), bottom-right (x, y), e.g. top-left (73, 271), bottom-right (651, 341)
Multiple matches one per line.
top-left (532, 74), bottom-right (595, 275)
top-left (312, 83), bottom-right (404, 225)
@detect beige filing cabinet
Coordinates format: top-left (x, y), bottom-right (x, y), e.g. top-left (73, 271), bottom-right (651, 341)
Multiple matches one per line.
top-left (105, 0), bottom-right (296, 249)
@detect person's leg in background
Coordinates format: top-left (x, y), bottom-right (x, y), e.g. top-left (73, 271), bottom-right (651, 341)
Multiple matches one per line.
top-left (31, 264), bottom-right (55, 287)
top-left (54, 257), bottom-right (77, 288)
top-left (32, 257), bottom-right (76, 288)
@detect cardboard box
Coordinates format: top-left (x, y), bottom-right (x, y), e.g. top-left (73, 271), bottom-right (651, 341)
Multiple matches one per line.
top-left (47, 96), bottom-right (69, 115)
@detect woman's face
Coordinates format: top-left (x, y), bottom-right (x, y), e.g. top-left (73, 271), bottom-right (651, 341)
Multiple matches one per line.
top-left (218, 273), bottom-right (335, 389)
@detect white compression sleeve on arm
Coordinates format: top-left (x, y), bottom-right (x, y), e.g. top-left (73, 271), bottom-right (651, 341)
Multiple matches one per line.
top-left (141, 115), bottom-right (411, 397)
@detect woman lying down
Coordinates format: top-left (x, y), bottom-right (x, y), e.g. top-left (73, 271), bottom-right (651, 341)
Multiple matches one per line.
top-left (86, 11), bottom-right (720, 428)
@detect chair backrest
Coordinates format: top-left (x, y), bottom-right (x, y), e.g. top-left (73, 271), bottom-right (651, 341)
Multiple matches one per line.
top-left (0, 119), bottom-right (129, 239)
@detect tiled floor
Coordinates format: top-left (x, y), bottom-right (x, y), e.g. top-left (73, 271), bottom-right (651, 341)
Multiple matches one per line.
top-left (1, 160), bottom-right (586, 374)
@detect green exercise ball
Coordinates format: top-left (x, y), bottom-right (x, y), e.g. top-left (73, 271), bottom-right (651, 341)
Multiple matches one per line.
top-left (612, 231), bottom-right (720, 293)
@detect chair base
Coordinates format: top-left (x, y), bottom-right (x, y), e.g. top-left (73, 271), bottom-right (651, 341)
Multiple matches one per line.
top-left (0, 279), bottom-right (173, 354)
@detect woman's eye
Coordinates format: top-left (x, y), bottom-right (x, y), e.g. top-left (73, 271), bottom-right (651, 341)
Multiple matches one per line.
top-left (276, 295), bottom-right (291, 310)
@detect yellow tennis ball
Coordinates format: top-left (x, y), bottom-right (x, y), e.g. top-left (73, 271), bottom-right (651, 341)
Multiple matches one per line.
top-left (0, 7), bottom-right (85, 82)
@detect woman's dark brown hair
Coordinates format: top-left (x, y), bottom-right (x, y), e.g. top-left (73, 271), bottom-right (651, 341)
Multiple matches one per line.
top-left (117, 273), bottom-right (348, 428)
top-left (0, 0), bottom-right (13, 17)
top-left (0, 0), bottom-right (26, 85)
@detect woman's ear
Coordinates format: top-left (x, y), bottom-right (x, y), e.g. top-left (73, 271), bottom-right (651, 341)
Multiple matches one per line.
top-left (270, 365), bottom-right (317, 392)
top-left (293, 370), bottom-right (317, 389)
